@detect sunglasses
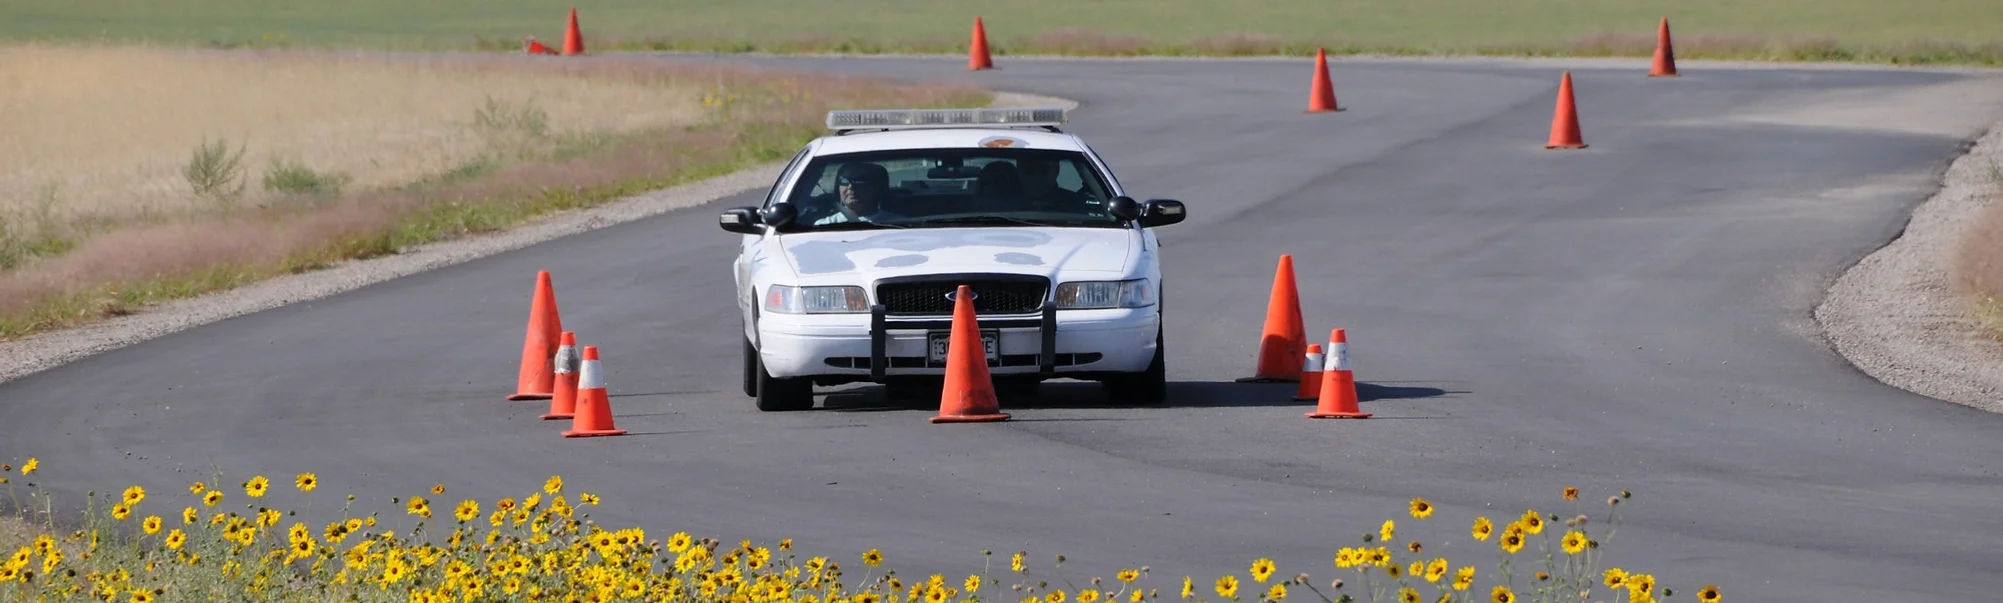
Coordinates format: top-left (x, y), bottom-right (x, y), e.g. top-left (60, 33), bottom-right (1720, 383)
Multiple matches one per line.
top-left (838, 176), bottom-right (883, 186)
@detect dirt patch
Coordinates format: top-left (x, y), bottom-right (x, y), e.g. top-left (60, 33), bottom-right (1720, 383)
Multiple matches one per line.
top-left (1815, 121), bottom-right (2003, 413)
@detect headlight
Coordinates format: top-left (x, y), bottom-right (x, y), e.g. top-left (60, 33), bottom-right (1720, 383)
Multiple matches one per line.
top-left (765, 285), bottom-right (870, 314)
top-left (1053, 279), bottom-right (1155, 309)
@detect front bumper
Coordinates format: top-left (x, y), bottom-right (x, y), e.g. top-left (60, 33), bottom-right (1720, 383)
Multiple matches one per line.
top-left (757, 304), bottom-right (1159, 382)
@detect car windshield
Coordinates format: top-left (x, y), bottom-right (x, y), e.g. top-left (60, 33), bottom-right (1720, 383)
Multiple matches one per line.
top-left (773, 147), bottom-right (1124, 232)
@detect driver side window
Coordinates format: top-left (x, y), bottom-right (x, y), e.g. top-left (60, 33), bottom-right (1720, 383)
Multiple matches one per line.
top-left (764, 146), bottom-right (813, 208)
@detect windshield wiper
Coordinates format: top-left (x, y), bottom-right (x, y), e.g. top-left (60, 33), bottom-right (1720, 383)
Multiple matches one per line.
top-left (808, 220), bottom-right (908, 231)
top-left (906, 215), bottom-right (1068, 228)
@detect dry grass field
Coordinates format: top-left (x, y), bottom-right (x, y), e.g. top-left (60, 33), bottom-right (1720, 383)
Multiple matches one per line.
top-left (0, 44), bottom-right (990, 339)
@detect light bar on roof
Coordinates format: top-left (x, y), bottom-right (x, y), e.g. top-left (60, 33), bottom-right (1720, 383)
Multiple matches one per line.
top-left (826, 107), bottom-right (1067, 130)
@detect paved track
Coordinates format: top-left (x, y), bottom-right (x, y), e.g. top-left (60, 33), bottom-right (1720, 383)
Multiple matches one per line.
top-left (7, 55), bottom-right (2003, 602)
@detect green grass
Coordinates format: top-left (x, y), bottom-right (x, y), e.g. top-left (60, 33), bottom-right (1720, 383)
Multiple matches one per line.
top-left (5, 0), bottom-right (2002, 65)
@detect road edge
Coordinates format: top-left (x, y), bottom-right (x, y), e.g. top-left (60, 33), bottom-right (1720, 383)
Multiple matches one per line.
top-left (1813, 119), bottom-right (2003, 414)
top-left (0, 90), bottom-right (1081, 387)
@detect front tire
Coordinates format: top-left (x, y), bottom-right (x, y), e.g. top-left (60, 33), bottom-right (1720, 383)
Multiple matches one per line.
top-left (755, 351), bottom-right (816, 411)
top-left (749, 316), bottom-right (814, 411)
top-left (1104, 327), bottom-right (1166, 405)
top-left (742, 336), bottom-right (760, 398)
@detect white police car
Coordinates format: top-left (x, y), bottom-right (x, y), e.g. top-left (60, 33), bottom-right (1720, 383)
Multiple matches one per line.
top-left (718, 107), bottom-right (1187, 411)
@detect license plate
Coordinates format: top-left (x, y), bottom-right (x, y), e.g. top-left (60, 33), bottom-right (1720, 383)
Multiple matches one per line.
top-left (928, 330), bottom-right (999, 364)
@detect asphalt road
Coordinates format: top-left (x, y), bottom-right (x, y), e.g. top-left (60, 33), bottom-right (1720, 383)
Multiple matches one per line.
top-left (7, 55), bottom-right (2003, 602)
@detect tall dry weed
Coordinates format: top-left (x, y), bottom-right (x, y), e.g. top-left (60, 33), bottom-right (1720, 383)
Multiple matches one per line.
top-left (0, 44), bottom-right (709, 237)
top-left (1951, 167), bottom-right (2003, 334)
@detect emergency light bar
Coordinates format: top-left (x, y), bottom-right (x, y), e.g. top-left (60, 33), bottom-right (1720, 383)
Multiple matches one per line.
top-left (826, 107), bottom-right (1067, 131)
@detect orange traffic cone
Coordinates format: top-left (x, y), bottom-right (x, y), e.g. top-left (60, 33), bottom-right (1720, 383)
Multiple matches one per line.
top-left (1292, 344), bottom-right (1325, 401)
top-left (1307, 328), bottom-right (1370, 419)
top-left (541, 332), bottom-right (582, 420)
top-left (524, 36), bottom-right (558, 55)
top-left (563, 346), bottom-right (628, 437)
top-left (1650, 17), bottom-right (1678, 77)
top-left (1546, 71), bottom-right (1588, 149)
top-left (562, 7), bottom-right (585, 56)
top-left (1237, 255), bottom-right (1306, 383)
top-left (509, 270), bottom-right (564, 400)
top-left (932, 285), bottom-right (1011, 423)
top-left (1305, 48), bottom-right (1343, 113)
top-left (968, 17), bottom-right (994, 70)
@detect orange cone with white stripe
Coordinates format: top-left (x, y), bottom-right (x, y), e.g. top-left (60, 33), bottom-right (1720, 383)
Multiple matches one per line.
top-left (541, 332), bottom-right (581, 420)
top-left (1307, 328), bottom-right (1370, 419)
top-left (563, 346), bottom-right (628, 437)
top-left (1292, 344), bottom-right (1325, 401)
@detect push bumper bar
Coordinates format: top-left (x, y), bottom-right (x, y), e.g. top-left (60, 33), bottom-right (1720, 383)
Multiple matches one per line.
top-left (870, 303), bottom-right (1058, 381)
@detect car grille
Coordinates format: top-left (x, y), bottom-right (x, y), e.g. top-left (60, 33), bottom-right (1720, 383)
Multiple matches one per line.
top-left (876, 277), bottom-right (1048, 316)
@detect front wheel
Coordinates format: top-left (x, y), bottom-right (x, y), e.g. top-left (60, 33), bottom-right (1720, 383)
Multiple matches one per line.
top-left (1104, 327), bottom-right (1166, 405)
top-left (755, 351), bottom-right (815, 411)
top-left (750, 319), bottom-right (814, 411)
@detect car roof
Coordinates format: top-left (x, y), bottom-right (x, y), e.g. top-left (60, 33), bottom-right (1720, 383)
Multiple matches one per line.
top-left (809, 127), bottom-right (1092, 156)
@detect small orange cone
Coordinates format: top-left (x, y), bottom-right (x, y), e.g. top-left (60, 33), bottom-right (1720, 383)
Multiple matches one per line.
top-left (968, 17), bottom-right (994, 70)
top-left (1292, 344), bottom-right (1325, 401)
top-left (508, 270), bottom-right (564, 401)
top-left (1305, 48), bottom-right (1344, 113)
top-left (563, 346), bottom-right (628, 437)
top-left (1237, 255), bottom-right (1307, 382)
top-left (541, 332), bottom-right (581, 420)
top-left (1545, 71), bottom-right (1588, 149)
top-left (1649, 17), bottom-right (1678, 77)
top-left (1307, 328), bottom-right (1371, 419)
top-left (932, 285), bottom-right (1011, 423)
top-left (562, 7), bottom-right (585, 56)
top-left (524, 36), bottom-right (558, 55)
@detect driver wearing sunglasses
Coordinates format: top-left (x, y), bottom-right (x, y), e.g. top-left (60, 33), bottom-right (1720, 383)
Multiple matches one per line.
top-left (809, 162), bottom-right (906, 226)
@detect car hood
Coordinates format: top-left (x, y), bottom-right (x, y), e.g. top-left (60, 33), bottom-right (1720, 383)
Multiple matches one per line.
top-left (776, 226), bottom-right (1137, 281)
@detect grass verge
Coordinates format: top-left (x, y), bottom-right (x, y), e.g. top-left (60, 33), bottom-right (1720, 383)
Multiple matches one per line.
top-left (0, 456), bottom-right (1714, 603)
top-left (0, 45), bottom-right (991, 341)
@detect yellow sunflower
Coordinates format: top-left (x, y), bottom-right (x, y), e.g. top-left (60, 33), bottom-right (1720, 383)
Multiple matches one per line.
top-left (1250, 558), bottom-right (1276, 583)
top-left (1696, 585), bottom-right (1720, 603)
top-left (1518, 510), bottom-right (1543, 535)
top-left (1214, 575), bottom-right (1238, 599)
top-left (1561, 531), bottom-right (1587, 555)
top-left (1408, 498), bottom-right (1434, 519)
top-left (1490, 585), bottom-right (1514, 603)
top-left (295, 473), bottom-right (317, 492)
top-left (244, 476), bottom-right (269, 498)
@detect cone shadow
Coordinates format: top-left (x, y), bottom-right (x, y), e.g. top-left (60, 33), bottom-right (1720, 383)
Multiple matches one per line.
top-left (808, 379), bottom-right (1466, 412)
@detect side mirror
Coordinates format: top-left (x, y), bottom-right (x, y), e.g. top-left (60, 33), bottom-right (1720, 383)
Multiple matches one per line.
top-left (719, 206), bottom-right (764, 234)
top-left (759, 202), bottom-right (798, 228)
top-left (1139, 199), bottom-right (1186, 228)
top-left (1107, 196), bottom-right (1142, 221)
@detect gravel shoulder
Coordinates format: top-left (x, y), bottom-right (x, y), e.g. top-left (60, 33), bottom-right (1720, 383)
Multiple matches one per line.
top-left (0, 90), bottom-right (1076, 386)
top-left (1815, 120), bottom-right (2003, 414)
